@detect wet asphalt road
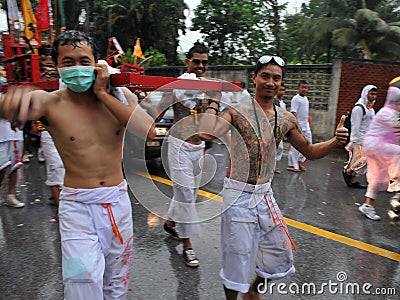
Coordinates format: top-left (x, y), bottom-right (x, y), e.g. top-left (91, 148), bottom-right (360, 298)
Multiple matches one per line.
top-left (0, 142), bottom-right (399, 300)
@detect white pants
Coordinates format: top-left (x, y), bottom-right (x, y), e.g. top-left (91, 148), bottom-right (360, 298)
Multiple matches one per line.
top-left (41, 131), bottom-right (65, 186)
top-left (0, 142), bottom-right (11, 171)
top-left (220, 178), bottom-right (295, 293)
top-left (0, 140), bottom-right (23, 172)
top-left (288, 129), bottom-right (312, 169)
top-left (59, 180), bottom-right (133, 300)
top-left (365, 148), bottom-right (400, 199)
top-left (275, 140), bottom-right (284, 161)
top-left (167, 135), bottom-right (205, 238)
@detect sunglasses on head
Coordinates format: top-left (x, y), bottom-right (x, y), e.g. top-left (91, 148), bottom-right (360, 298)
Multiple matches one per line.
top-left (258, 55), bottom-right (285, 67)
top-left (188, 58), bottom-right (209, 65)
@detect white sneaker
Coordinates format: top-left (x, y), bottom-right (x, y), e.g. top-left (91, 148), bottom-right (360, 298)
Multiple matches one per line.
top-left (183, 248), bottom-right (199, 268)
top-left (358, 203), bottom-right (380, 221)
top-left (387, 181), bottom-right (400, 193)
top-left (3, 195), bottom-right (25, 208)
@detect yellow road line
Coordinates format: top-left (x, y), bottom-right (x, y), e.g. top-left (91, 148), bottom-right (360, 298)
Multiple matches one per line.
top-left (136, 172), bottom-right (400, 262)
top-left (137, 172), bottom-right (222, 201)
top-left (284, 218), bottom-right (400, 262)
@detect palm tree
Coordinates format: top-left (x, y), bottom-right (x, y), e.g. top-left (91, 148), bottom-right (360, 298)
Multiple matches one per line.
top-left (297, 0), bottom-right (400, 61)
top-left (331, 8), bottom-right (399, 59)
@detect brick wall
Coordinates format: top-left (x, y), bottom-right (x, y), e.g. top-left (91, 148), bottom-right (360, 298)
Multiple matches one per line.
top-left (334, 58), bottom-right (400, 126)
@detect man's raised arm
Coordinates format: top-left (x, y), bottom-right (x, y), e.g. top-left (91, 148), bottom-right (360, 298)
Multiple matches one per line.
top-left (288, 114), bottom-right (348, 160)
top-left (0, 86), bottom-right (47, 129)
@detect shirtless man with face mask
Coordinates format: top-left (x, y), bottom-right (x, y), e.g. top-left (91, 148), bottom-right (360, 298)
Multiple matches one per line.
top-left (0, 30), bottom-right (155, 300)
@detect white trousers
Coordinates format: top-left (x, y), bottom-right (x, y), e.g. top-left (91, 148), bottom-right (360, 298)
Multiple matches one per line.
top-left (167, 135), bottom-right (205, 238)
top-left (59, 180), bottom-right (133, 300)
top-left (41, 131), bottom-right (65, 186)
top-left (220, 178), bottom-right (295, 293)
top-left (365, 148), bottom-right (400, 199)
top-left (275, 140), bottom-right (284, 161)
top-left (288, 129), bottom-right (312, 169)
top-left (0, 140), bottom-right (23, 172)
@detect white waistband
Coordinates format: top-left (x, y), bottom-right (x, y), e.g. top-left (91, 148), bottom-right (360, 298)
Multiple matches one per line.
top-left (167, 135), bottom-right (205, 151)
top-left (223, 177), bottom-right (271, 194)
top-left (60, 180), bottom-right (127, 204)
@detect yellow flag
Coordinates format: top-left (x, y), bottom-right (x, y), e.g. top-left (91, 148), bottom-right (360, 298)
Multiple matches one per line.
top-left (21, 0), bottom-right (37, 40)
top-left (133, 38), bottom-right (146, 60)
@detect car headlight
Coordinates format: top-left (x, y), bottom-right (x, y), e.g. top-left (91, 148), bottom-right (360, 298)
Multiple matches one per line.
top-left (155, 127), bottom-right (168, 136)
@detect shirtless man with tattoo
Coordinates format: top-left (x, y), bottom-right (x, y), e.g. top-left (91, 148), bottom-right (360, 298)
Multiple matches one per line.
top-left (199, 55), bottom-right (348, 300)
top-left (0, 30), bottom-right (155, 299)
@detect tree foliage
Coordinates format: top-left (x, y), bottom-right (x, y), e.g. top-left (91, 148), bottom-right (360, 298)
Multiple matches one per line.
top-left (64, 0), bottom-right (82, 31)
top-left (1, 0), bottom-right (399, 65)
top-left (191, 0), bottom-right (287, 65)
top-left (0, 0), bottom-right (186, 65)
top-left (282, 0), bottom-right (400, 63)
top-left (94, 0), bottom-right (187, 65)
top-left (330, 8), bottom-right (394, 59)
top-left (117, 46), bottom-right (166, 67)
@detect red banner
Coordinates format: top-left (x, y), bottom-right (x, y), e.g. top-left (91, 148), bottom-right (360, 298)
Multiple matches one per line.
top-left (35, 0), bottom-right (50, 31)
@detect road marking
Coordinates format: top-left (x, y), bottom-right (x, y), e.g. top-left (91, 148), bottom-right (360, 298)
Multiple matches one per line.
top-left (284, 218), bottom-right (400, 262)
top-left (137, 172), bottom-right (223, 201)
top-left (136, 172), bottom-right (400, 262)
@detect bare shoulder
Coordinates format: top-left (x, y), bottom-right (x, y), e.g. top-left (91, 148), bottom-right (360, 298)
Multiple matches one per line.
top-left (46, 89), bottom-right (64, 102)
top-left (278, 109), bottom-right (303, 138)
top-left (228, 102), bottom-right (250, 119)
top-left (277, 108), bottom-right (293, 118)
top-left (36, 89), bottom-right (76, 109)
top-left (277, 109), bottom-right (302, 137)
top-left (18, 89), bottom-right (61, 122)
top-left (29, 89), bottom-right (58, 104)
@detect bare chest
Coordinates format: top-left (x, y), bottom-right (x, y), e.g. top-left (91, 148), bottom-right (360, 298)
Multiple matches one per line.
top-left (45, 101), bottom-right (123, 148)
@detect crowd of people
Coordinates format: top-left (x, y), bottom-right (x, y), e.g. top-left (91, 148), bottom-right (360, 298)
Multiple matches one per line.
top-left (0, 29), bottom-right (399, 300)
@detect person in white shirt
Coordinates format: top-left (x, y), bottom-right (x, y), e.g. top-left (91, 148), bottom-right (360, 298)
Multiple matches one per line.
top-left (343, 85), bottom-right (377, 189)
top-left (273, 84), bottom-right (287, 173)
top-left (287, 80), bottom-right (311, 172)
top-left (234, 81), bottom-right (251, 104)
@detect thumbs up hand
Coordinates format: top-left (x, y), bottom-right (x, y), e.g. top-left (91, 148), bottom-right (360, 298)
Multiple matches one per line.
top-left (335, 115), bottom-right (348, 145)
